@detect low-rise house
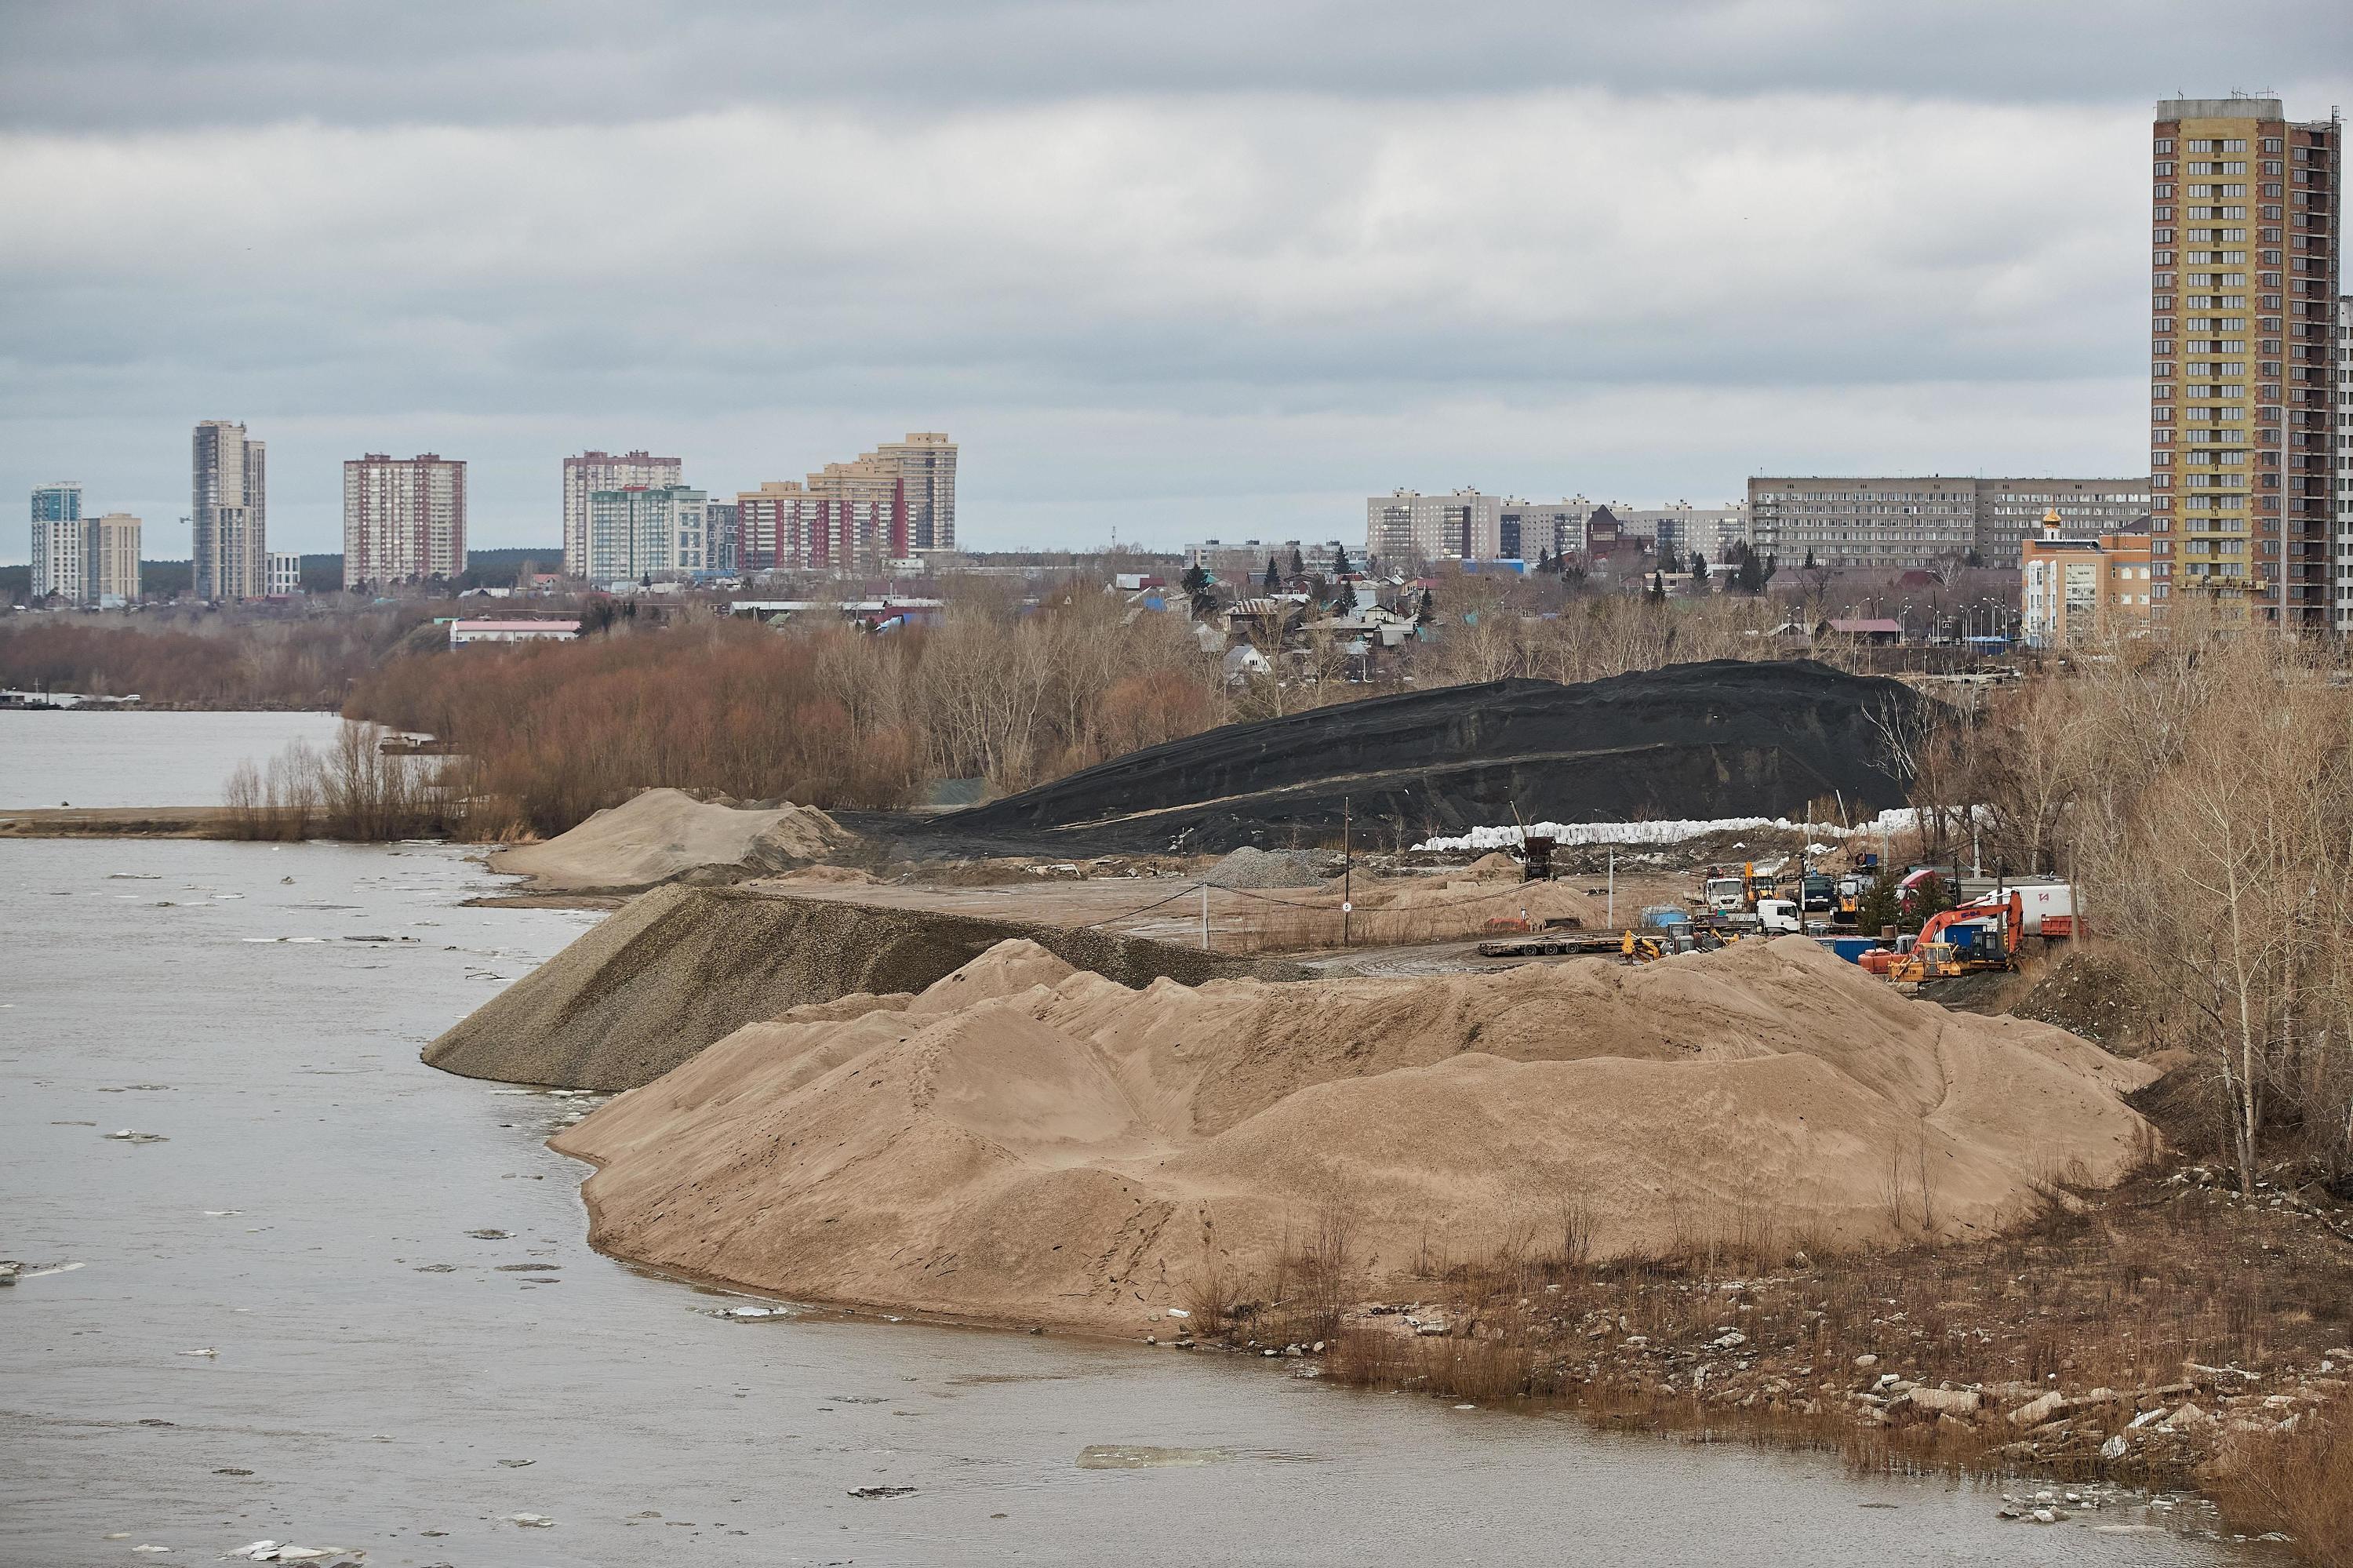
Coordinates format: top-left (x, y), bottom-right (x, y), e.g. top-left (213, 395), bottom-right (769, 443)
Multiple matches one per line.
top-left (2020, 511), bottom-right (2154, 648)
top-left (449, 618), bottom-right (580, 646)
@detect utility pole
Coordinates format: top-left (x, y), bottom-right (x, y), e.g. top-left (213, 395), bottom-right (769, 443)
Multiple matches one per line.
top-left (1200, 883), bottom-right (1209, 951)
top-left (1341, 797), bottom-right (1352, 948)
top-left (1606, 849), bottom-right (1615, 926)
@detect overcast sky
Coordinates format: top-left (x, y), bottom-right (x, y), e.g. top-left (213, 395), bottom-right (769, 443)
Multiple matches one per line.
top-left (3, 1), bottom-right (2348, 560)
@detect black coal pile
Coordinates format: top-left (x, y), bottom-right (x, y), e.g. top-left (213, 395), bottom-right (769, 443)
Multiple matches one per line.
top-left (925, 659), bottom-right (1924, 854)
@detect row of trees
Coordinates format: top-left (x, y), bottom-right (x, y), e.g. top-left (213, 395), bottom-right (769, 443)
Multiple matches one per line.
top-left (0, 611), bottom-right (438, 708)
top-left (347, 588), bottom-right (1229, 835)
top-left (1900, 616), bottom-right (2353, 1193)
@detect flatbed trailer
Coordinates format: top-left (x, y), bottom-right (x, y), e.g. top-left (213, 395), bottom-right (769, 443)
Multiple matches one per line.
top-left (1475, 931), bottom-right (1628, 959)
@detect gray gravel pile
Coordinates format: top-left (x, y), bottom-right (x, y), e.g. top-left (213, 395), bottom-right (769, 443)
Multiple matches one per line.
top-left (423, 885), bottom-right (1303, 1092)
top-left (1205, 847), bottom-right (1337, 885)
top-left (1202, 847), bottom-right (1326, 890)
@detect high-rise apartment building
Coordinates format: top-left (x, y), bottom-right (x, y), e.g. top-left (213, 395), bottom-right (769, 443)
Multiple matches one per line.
top-left (2150, 98), bottom-right (2341, 624)
top-left (29, 486), bottom-right (140, 606)
top-left (344, 453), bottom-right (467, 588)
top-left (878, 432), bottom-right (957, 552)
top-left (2334, 294), bottom-right (2353, 631)
top-left (86, 513), bottom-right (141, 604)
top-left (1747, 477), bottom-right (2150, 570)
top-left (29, 481), bottom-right (84, 602)
top-left (192, 420), bottom-right (267, 600)
top-left (562, 450), bottom-right (682, 578)
top-left (736, 433), bottom-right (952, 574)
top-left (587, 485), bottom-right (707, 584)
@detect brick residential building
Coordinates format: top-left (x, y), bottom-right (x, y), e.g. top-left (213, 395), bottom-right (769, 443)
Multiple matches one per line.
top-left (737, 433), bottom-right (952, 575)
top-left (2020, 510), bottom-right (2155, 647)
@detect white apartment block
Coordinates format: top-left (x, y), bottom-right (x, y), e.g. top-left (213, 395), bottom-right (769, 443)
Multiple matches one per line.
top-left (1608, 502), bottom-right (1751, 562)
top-left (563, 449), bottom-right (681, 579)
top-left (266, 551), bottom-right (302, 597)
top-left (31, 514), bottom-right (84, 602)
top-left (1499, 500), bottom-right (1587, 562)
top-left (1365, 492), bottom-right (1751, 568)
top-left (193, 420), bottom-right (267, 600)
top-left (1183, 539), bottom-right (1352, 577)
top-left (1365, 489), bottom-right (1508, 566)
top-left (344, 453), bottom-right (467, 588)
top-left (587, 485), bottom-right (708, 586)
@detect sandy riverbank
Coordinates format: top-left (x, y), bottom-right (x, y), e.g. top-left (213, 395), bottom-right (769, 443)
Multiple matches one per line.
top-left (0, 805), bottom-right (235, 837)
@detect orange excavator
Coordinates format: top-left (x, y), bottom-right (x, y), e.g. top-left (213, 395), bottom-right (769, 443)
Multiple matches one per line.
top-left (1859, 890), bottom-right (2025, 982)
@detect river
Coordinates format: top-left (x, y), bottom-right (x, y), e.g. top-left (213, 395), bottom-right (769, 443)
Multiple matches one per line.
top-left (0, 728), bottom-right (2264, 1566)
top-left (0, 709), bottom-right (347, 809)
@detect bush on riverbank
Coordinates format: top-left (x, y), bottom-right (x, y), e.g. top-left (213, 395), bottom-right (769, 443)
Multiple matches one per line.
top-left (221, 722), bottom-right (449, 840)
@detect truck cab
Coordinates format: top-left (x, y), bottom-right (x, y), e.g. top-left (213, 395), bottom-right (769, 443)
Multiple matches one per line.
top-left (1702, 875), bottom-right (1748, 914)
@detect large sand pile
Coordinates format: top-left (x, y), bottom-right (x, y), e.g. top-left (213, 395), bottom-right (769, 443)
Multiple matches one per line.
top-left (424, 886), bottom-right (1302, 1091)
top-left (553, 936), bottom-right (2158, 1333)
top-left (488, 788), bottom-right (853, 891)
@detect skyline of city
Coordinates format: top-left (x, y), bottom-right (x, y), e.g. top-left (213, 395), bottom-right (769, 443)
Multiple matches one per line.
top-left (4, 2), bottom-right (2344, 569)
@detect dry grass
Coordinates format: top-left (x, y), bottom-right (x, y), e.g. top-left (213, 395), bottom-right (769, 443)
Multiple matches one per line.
top-left (1204, 1149), bottom-right (2353, 1563)
top-left (2210, 1393), bottom-right (2353, 1567)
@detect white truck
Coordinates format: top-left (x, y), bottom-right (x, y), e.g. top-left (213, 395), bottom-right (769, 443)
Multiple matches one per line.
top-left (1755, 898), bottom-right (1831, 937)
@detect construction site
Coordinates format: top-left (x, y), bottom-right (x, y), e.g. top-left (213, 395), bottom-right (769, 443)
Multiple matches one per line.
top-left (420, 652), bottom-right (2353, 1557)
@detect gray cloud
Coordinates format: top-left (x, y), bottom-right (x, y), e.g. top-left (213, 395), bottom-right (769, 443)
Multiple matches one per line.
top-left (4, 1), bottom-right (2346, 125)
top-left (1, 2), bottom-right (2345, 557)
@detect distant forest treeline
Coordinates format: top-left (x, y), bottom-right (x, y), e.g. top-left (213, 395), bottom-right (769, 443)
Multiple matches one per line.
top-left (2, 548), bottom-right (558, 603)
top-left (0, 608), bottom-right (446, 707)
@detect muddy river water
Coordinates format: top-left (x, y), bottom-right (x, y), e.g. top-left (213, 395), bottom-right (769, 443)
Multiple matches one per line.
top-left (1, 773), bottom-right (2272, 1563)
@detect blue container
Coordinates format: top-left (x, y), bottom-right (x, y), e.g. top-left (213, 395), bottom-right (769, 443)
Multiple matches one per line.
top-left (1814, 936), bottom-right (1882, 965)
